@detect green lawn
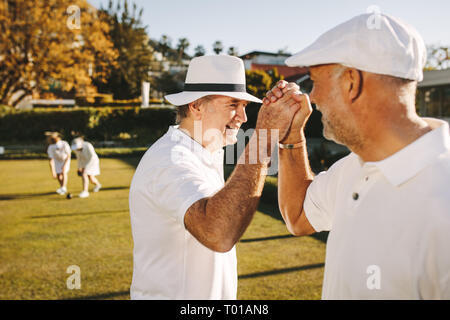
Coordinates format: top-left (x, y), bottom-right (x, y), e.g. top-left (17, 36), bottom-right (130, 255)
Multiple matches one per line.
top-left (0, 158), bottom-right (326, 300)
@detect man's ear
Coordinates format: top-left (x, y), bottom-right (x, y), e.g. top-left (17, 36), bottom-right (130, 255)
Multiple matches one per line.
top-left (188, 101), bottom-right (202, 120)
top-left (343, 68), bottom-right (363, 103)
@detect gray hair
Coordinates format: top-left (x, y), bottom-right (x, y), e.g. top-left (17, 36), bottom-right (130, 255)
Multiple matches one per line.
top-left (175, 95), bottom-right (214, 124)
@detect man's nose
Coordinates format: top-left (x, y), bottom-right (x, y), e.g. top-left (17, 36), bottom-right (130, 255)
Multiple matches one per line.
top-left (236, 106), bottom-right (247, 123)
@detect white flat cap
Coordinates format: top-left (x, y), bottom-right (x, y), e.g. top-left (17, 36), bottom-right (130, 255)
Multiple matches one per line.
top-left (71, 137), bottom-right (84, 150)
top-left (285, 13), bottom-right (427, 81)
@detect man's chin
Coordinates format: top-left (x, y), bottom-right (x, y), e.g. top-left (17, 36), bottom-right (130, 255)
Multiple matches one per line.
top-left (225, 129), bottom-right (240, 144)
top-left (224, 137), bottom-right (238, 146)
top-left (323, 127), bottom-right (348, 147)
top-left (224, 133), bottom-right (238, 146)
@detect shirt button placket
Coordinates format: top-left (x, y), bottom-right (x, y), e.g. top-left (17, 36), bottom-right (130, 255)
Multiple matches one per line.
top-left (349, 168), bottom-right (372, 209)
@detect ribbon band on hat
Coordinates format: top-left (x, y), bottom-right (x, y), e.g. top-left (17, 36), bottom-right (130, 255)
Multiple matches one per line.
top-left (183, 83), bottom-right (246, 92)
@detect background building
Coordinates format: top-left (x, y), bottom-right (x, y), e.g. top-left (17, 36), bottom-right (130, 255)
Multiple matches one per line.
top-left (240, 51), bottom-right (308, 83)
top-left (417, 69), bottom-right (450, 124)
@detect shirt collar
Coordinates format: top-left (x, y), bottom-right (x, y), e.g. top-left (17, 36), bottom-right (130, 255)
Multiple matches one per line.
top-left (360, 118), bottom-right (450, 186)
top-left (167, 125), bottom-right (224, 166)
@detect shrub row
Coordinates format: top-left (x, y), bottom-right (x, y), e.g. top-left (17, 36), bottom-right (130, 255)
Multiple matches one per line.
top-left (0, 106), bottom-right (176, 145)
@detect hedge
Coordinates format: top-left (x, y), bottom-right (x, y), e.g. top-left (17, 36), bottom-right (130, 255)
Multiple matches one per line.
top-left (0, 106), bottom-right (176, 145)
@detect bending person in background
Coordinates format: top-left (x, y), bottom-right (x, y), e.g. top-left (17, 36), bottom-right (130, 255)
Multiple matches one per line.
top-left (46, 132), bottom-right (71, 195)
top-left (71, 137), bottom-right (101, 198)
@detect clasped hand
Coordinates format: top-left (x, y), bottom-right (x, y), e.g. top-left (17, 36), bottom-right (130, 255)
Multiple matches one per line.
top-left (256, 80), bottom-right (313, 143)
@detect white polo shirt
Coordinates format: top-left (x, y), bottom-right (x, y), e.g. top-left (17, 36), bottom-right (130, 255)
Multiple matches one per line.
top-left (304, 118), bottom-right (450, 299)
top-left (47, 140), bottom-right (71, 174)
top-left (73, 141), bottom-right (100, 176)
top-left (129, 126), bottom-right (237, 300)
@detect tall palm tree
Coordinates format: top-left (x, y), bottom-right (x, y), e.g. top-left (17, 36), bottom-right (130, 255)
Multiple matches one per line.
top-left (194, 45), bottom-right (206, 57)
top-left (177, 37), bottom-right (190, 63)
top-left (227, 46), bottom-right (238, 56)
top-left (213, 41), bottom-right (223, 55)
top-left (159, 34), bottom-right (172, 59)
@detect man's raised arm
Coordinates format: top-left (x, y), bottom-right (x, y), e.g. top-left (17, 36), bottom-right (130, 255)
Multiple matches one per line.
top-left (184, 90), bottom-right (302, 252)
top-left (266, 81), bottom-right (316, 236)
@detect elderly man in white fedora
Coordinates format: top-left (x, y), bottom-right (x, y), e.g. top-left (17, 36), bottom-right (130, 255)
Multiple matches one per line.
top-left (265, 13), bottom-right (450, 299)
top-left (129, 55), bottom-right (302, 299)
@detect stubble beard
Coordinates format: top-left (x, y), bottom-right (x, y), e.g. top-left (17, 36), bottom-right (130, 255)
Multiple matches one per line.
top-left (224, 126), bottom-right (241, 146)
top-left (321, 110), bottom-right (364, 151)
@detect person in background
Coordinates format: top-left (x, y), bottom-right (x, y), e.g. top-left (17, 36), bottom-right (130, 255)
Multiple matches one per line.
top-left (71, 137), bottom-right (101, 198)
top-left (46, 132), bottom-right (71, 195)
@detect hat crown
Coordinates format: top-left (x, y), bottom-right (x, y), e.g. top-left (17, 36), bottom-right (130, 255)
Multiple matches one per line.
top-left (285, 13), bottom-right (427, 81)
top-left (185, 55), bottom-right (246, 85)
top-left (164, 55), bottom-right (262, 106)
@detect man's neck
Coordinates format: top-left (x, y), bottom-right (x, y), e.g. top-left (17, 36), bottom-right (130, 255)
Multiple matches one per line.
top-left (355, 114), bottom-right (432, 162)
top-left (178, 120), bottom-right (222, 153)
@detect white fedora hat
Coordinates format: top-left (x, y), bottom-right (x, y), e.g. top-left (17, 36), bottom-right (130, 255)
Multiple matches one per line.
top-left (165, 55), bottom-right (262, 106)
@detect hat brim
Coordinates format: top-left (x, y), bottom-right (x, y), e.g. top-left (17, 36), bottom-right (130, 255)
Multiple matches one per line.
top-left (165, 91), bottom-right (262, 106)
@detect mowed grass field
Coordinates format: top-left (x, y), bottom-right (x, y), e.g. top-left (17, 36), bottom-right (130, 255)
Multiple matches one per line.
top-left (0, 158), bottom-right (326, 300)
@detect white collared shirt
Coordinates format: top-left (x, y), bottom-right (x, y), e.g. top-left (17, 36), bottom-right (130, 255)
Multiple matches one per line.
top-left (47, 140), bottom-right (71, 163)
top-left (47, 140), bottom-right (71, 173)
top-left (304, 118), bottom-right (450, 299)
top-left (129, 126), bottom-right (237, 300)
top-left (73, 141), bottom-right (100, 175)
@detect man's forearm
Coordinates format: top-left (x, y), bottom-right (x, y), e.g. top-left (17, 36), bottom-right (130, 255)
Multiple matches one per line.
top-left (207, 165), bottom-right (267, 248)
top-left (188, 130), bottom-right (272, 252)
top-left (278, 133), bottom-right (314, 235)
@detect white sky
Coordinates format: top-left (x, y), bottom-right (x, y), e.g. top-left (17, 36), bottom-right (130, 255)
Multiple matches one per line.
top-left (89, 0), bottom-right (450, 56)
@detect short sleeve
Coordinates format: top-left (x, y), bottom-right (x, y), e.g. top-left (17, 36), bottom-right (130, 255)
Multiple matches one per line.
top-left (86, 142), bottom-right (94, 153)
top-left (149, 161), bottom-right (220, 227)
top-left (64, 142), bottom-right (71, 155)
top-left (47, 145), bottom-right (54, 159)
top-left (303, 171), bottom-right (334, 232)
top-left (303, 155), bottom-right (349, 232)
top-left (84, 143), bottom-right (95, 161)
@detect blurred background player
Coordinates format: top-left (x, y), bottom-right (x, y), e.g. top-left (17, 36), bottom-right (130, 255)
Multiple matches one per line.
top-left (71, 137), bottom-right (101, 198)
top-left (45, 132), bottom-right (71, 195)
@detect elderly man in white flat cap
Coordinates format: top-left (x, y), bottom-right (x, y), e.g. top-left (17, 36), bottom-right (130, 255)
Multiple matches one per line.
top-left (266, 13), bottom-right (450, 299)
top-left (129, 55), bottom-right (301, 299)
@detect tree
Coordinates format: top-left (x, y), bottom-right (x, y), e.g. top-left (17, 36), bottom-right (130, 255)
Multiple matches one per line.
top-left (425, 45), bottom-right (450, 70)
top-left (227, 47), bottom-right (238, 56)
top-left (98, 0), bottom-right (154, 99)
top-left (176, 37), bottom-right (190, 63)
top-left (159, 34), bottom-right (172, 59)
top-left (243, 68), bottom-right (283, 130)
top-left (194, 45), bottom-right (206, 57)
top-left (213, 41), bottom-right (223, 55)
top-left (151, 71), bottom-right (186, 96)
top-left (0, 0), bottom-right (118, 106)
